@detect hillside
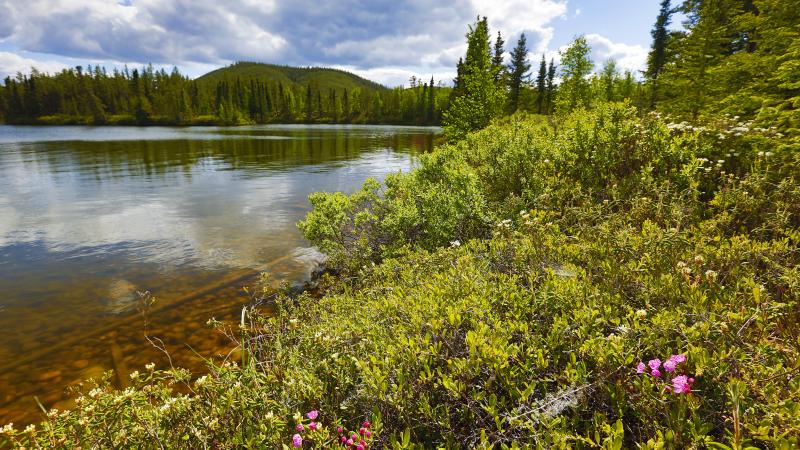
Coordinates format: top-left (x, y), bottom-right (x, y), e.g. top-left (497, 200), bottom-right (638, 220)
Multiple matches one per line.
top-left (196, 62), bottom-right (387, 92)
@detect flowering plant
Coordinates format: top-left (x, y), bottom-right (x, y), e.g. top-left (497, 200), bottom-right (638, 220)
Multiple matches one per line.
top-left (290, 410), bottom-right (374, 449)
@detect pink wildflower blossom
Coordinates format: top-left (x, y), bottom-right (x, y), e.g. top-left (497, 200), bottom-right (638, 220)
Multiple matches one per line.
top-left (663, 359), bottom-right (677, 372)
top-left (637, 362), bottom-right (646, 374)
top-left (292, 433), bottom-right (303, 448)
top-left (296, 423), bottom-right (304, 432)
top-left (306, 410), bottom-right (319, 420)
top-left (341, 436), bottom-right (347, 443)
top-left (670, 354), bottom-right (686, 364)
top-left (357, 445), bottom-right (365, 450)
top-left (363, 421), bottom-right (371, 428)
top-left (337, 427), bottom-right (344, 434)
top-left (309, 422), bottom-right (317, 431)
top-left (347, 438), bottom-right (354, 446)
top-left (359, 427), bottom-right (366, 435)
top-left (671, 375), bottom-right (693, 394)
top-left (651, 369), bottom-right (662, 378)
top-left (648, 359), bottom-right (661, 371)
top-left (365, 430), bottom-right (372, 438)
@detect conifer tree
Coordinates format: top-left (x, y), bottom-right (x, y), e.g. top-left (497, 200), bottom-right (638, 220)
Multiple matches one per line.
top-left (492, 31), bottom-right (506, 83)
top-left (545, 59), bottom-right (556, 114)
top-left (536, 54), bottom-right (547, 114)
top-left (427, 76), bottom-right (435, 124)
top-left (507, 33), bottom-right (531, 113)
top-left (647, 0), bottom-right (672, 107)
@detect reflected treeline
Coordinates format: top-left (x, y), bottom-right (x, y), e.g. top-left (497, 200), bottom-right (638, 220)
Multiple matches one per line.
top-left (8, 128), bottom-right (436, 181)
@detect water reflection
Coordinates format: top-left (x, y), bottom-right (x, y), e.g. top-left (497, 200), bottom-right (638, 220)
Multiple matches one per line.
top-left (0, 124), bottom-right (438, 425)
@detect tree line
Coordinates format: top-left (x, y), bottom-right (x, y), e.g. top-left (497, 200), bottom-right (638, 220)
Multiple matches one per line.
top-left (443, 0), bottom-right (798, 138)
top-left (0, 65), bottom-right (447, 126)
top-left (1, 0), bottom-right (796, 133)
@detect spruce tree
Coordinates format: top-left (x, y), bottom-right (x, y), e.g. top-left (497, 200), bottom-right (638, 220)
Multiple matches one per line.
top-left (492, 31), bottom-right (506, 83)
top-left (545, 59), bottom-right (556, 114)
top-left (427, 76), bottom-right (435, 124)
top-left (507, 33), bottom-right (531, 113)
top-left (536, 54), bottom-right (547, 114)
top-left (647, 0), bottom-right (672, 107)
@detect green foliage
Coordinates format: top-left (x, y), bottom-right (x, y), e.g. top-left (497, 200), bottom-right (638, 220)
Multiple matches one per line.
top-left (656, 0), bottom-right (800, 137)
top-left (507, 33), bottom-right (531, 113)
top-left (9, 103), bottom-right (799, 448)
top-left (0, 62), bottom-right (450, 126)
top-left (443, 17), bottom-right (508, 140)
top-left (556, 36), bottom-right (595, 114)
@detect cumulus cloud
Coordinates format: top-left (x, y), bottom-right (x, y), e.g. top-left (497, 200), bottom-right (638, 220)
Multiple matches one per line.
top-left (471, 0), bottom-right (567, 53)
top-left (585, 33), bottom-right (648, 74)
top-left (0, 52), bottom-right (69, 79)
top-left (0, 0), bottom-right (650, 86)
top-left (2, 0), bottom-right (286, 65)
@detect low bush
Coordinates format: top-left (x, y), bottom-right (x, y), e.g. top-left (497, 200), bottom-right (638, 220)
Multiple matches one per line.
top-left (5, 103), bottom-right (798, 448)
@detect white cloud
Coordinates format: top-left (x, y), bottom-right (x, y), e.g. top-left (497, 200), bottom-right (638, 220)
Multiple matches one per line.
top-left (585, 33), bottom-right (648, 73)
top-left (332, 65), bottom-right (456, 88)
top-left (0, 0), bottom-right (650, 86)
top-left (0, 52), bottom-right (68, 79)
top-left (2, 0), bottom-right (287, 65)
top-left (470, 0), bottom-right (568, 52)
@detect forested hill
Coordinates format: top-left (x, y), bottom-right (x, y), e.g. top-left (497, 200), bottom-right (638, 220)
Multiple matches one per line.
top-left (0, 62), bottom-right (448, 126)
top-left (197, 62), bottom-right (386, 92)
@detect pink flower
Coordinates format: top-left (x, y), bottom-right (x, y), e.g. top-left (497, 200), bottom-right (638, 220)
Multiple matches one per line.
top-left (359, 427), bottom-right (366, 435)
top-left (671, 375), bottom-right (693, 394)
top-left (357, 446), bottom-right (365, 450)
top-left (347, 439), bottom-right (354, 446)
top-left (636, 362), bottom-right (646, 374)
top-left (337, 427), bottom-right (344, 434)
top-left (306, 410), bottom-right (319, 420)
top-left (648, 359), bottom-right (661, 371)
top-left (292, 433), bottom-right (303, 448)
top-left (351, 434), bottom-right (358, 440)
top-left (309, 422), bottom-right (317, 431)
top-left (651, 369), bottom-right (662, 378)
top-left (365, 430), bottom-right (372, 438)
top-left (296, 423), bottom-right (304, 432)
top-left (663, 359), bottom-right (677, 372)
top-left (341, 436), bottom-right (347, 443)
top-left (360, 440), bottom-right (366, 446)
top-left (670, 354), bottom-right (686, 364)
top-left (362, 421), bottom-right (371, 429)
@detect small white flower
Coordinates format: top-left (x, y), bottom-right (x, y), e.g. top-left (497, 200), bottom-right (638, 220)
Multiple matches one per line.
top-left (450, 240), bottom-right (461, 247)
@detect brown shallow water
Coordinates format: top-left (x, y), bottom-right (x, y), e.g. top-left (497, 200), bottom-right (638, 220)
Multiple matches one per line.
top-left (0, 124), bottom-right (438, 425)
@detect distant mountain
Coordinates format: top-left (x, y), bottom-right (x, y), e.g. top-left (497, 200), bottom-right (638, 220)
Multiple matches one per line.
top-left (196, 62), bottom-right (387, 92)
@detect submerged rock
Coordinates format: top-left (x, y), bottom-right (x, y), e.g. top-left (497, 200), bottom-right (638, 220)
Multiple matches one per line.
top-left (288, 247), bottom-right (328, 293)
top-left (105, 279), bottom-right (139, 315)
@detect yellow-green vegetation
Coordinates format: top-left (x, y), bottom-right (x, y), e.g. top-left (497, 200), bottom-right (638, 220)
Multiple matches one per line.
top-left (4, 103), bottom-right (798, 448)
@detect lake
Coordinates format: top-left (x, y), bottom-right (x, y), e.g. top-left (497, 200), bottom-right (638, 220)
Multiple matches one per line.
top-left (0, 124), bottom-right (438, 425)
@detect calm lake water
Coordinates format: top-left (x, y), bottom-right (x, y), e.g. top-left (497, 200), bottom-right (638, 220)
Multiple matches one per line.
top-left (0, 124), bottom-right (438, 425)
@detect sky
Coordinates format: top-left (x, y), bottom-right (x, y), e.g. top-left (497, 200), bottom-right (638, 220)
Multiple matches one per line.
top-left (0, 0), bottom-right (668, 87)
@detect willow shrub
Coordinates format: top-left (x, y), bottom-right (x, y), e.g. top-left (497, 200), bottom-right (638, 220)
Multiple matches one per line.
top-left (6, 103), bottom-right (799, 448)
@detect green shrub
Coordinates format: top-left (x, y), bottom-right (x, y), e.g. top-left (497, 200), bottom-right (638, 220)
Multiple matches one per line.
top-left (6, 102), bottom-right (799, 448)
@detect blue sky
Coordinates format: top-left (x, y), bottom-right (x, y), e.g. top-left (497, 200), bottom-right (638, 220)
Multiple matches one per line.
top-left (0, 0), bottom-right (667, 86)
